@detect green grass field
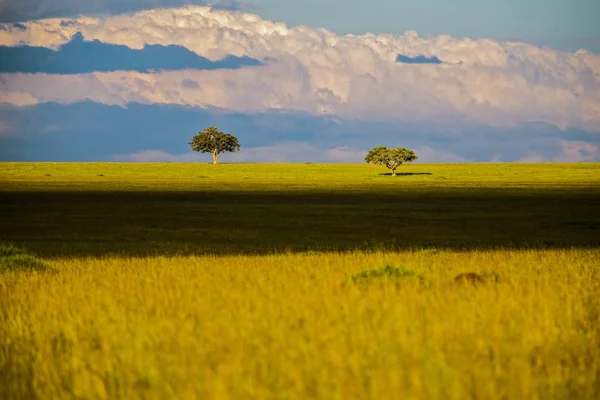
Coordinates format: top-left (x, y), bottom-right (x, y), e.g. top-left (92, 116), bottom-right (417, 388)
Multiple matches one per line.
top-left (1, 162), bottom-right (600, 399)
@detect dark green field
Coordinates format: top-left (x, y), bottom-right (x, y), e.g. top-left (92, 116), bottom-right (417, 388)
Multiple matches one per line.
top-left (1, 163), bottom-right (599, 257)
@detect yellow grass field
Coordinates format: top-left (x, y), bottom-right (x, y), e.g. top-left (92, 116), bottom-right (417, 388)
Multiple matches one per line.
top-left (1, 249), bottom-right (599, 399)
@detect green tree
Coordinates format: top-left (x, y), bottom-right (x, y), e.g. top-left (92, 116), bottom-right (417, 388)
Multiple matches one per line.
top-left (365, 146), bottom-right (418, 176)
top-left (189, 127), bottom-right (241, 164)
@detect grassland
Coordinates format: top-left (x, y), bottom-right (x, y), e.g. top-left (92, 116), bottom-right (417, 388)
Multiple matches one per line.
top-left (1, 162), bottom-right (600, 399)
top-left (2, 163), bottom-right (600, 257)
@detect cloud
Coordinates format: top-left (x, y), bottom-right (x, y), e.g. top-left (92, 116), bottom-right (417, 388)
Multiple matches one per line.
top-left (2, 101), bottom-right (599, 162)
top-left (0, 1), bottom-right (252, 22)
top-left (517, 151), bottom-right (547, 163)
top-left (0, 6), bottom-right (599, 131)
top-left (0, 33), bottom-right (263, 74)
top-left (230, 142), bottom-right (327, 163)
top-left (556, 140), bottom-right (599, 162)
top-left (0, 88), bottom-right (38, 106)
top-left (413, 146), bottom-right (468, 163)
top-left (517, 140), bottom-right (600, 162)
top-left (116, 143), bottom-right (366, 163)
top-left (326, 146), bottom-right (367, 163)
top-left (114, 149), bottom-right (203, 162)
top-left (181, 79), bottom-right (201, 89)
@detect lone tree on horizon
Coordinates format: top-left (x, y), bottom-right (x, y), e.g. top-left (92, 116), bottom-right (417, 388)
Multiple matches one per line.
top-left (365, 146), bottom-right (418, 176)
top-left (189, 127), bottom-right (241, 164)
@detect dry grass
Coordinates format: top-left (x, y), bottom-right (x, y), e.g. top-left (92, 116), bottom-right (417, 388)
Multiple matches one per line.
top-left (2, 248), bottom-right (599, 399)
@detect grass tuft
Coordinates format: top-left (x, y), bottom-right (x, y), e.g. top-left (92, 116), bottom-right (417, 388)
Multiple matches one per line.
top-left (0, 242), bottom-right (26, 257)
top-left (0, 243), bottom-right (57, 274)
top-left (351, 265), bottom-right (424, 285)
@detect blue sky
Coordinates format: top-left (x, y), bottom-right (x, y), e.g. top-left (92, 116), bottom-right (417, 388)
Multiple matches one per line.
top-left (0, 33), bottom-right (261, 74)
top-left (250, 0), bottom-right (600, 53)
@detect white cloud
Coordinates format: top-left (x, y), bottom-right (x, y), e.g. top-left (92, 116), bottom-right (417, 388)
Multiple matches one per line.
top-left (556, 140), bottom-right (599, 162)
top-left (0, 89), bottom-right (39, 106)
top-left (517, 140), bottom-right (599, 162)
top-left (326, 146), bottom-right (366, 163)
top-left (0, 1), bottom-right (252, 22)
top-left (1, 6), bottom-right (600, 130)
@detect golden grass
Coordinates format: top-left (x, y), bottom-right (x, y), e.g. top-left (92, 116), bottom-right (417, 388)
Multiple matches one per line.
top-left (2, 249), bottom-right (599, 399)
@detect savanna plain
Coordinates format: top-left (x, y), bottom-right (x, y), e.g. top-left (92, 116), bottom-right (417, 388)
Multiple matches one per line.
top-left (1, 162), bottom-right (600, 399)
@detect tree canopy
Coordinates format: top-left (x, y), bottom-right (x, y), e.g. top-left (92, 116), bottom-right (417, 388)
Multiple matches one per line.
top-left (189, 127), bottom-right (240, 164)
top-left (365, 146), bottom-right (418, 176)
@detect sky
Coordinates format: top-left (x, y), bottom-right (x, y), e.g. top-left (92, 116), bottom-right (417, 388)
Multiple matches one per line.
top-left (250, 0), bottom-right (600, 53)
top-left (0, 1), bottom-right (599, 162)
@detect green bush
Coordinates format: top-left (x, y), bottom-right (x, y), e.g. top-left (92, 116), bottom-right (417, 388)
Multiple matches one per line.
top-left (0, 242), bottom-right (27, 257)
top-left (350, 265), bottom-right (424, 285)
top-left (0, 243), bottom-right (57, 274)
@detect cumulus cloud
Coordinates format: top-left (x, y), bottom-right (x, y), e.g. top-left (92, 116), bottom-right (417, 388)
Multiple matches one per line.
top-left (0, 6), bottom-right (599, 132)
top-left (0, 1), bottom-right (252, 22)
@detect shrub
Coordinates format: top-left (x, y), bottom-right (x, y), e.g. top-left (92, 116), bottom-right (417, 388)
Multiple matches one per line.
top-left (350, 265), bottom-right (424, 286)
top-left (0, 243), bottom-right (57, 274)
top-left (0, 243), bottom-right (26, 257)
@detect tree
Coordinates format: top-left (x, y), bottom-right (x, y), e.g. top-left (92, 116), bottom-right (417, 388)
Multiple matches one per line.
top-left (365, 146), bottom-right (418, 176)
top-left (189, 127), bottom-right (241, 164)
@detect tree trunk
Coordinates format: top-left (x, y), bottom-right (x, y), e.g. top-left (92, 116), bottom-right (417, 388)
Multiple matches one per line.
top-left (212, 152), bottom-right (219, 164)
top-left (391, 169), bottom-right (397, 176)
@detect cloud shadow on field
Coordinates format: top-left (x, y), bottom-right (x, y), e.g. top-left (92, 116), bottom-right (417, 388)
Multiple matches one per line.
top-left (0, 185), bottom-right (599, 259)
top-left (0, 33), bottom-right (263, 74)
